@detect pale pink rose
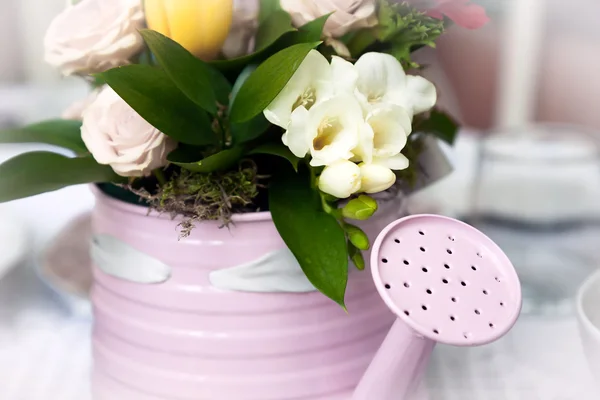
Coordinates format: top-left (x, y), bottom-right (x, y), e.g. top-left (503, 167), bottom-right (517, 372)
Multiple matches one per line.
top-left (81, 87), bottom-right (177, 177)
top-left (280, 0), bottom-right (378, 38)
top-left (222, 0), bottom-right (260, 59)
top-left (62, 90), bottom-right (100, 121)
top-left (407, 0), bottom-right (490, 29)
top-left (44, 0), bottom-right (145, 76)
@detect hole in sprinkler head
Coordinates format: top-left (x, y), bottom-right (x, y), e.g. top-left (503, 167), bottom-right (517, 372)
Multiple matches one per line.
top-left (442, 278), bottom-right (449, 284)
top-left (382, 258), bottom-right (388, 263)
top-left (450, 315), bottom-right (455, 321)
top-left (394, 238), bottom-right (400, 243)
top-left (489, 323), bottom-right (494, 328)
top-left (422, 305), bottom-right (428, 311)
top-left (448, 235), bottom-right (455, 241)
top-left (404, 282), bottom-right (410, 288)
top-left (404, 310), bottom-right (410, 316)
top-left (403, 260), bottom-right (409, 265)
top-left (419, 230), bottom-right (425, 236)
top-left (422, 267), bottom-right (428, 273)
top-left (495, 277), bottom-right (501, 282)
top-left (500, 302), bottom-right (504, 307)
top-left (471, 266), bottom-right (477, 271)
top-left (447, 249), bottom-right (453, 254)
top-left (384, 284), bottom-right (391, 289)
top-left (433, 329), bottom-right (439, 334)
top-left (463, 332), bottom-right (470, 339)
top-left (474, 309), bottom-right (481, 315)
top-left (444, 263), bottom-right (450, 269)
top-left (451, 297), bottom-right (457, 302)
top-left (420, 247), bottom-right (426, 252)
top-left (461, 281), bottom-right (467, 287)
top-left (426, 289), bottom-right (432, 294)
top-left (477, 252), bottom-right (483, 258)
top-left (483, 289), bottom-right (488, 295)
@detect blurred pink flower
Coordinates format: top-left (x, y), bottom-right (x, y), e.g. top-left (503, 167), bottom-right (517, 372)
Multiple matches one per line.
top-left (410, 0), bottom-right (490, 29)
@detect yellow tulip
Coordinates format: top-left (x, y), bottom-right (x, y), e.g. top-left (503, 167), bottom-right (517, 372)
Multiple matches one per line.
top-left (145, 0), bottom-right (234, 61)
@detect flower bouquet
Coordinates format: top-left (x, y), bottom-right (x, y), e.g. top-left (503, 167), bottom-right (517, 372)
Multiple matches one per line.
top-left (0, 0), bottom-right (488, 398)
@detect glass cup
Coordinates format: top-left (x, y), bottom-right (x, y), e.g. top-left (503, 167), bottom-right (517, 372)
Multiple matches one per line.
top-left (466, 124), bottom-right (600, 316)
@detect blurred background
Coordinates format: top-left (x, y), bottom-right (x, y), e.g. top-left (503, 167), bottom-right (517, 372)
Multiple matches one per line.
top-left (2, 0), bottom-right (600, 399)
top-left (2, 0), bottom-right (600, 128)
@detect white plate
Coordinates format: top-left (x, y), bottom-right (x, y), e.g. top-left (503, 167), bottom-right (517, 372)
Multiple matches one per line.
top-left (35, 213), bottom-right (93, 319)
top-left (0, 210), bottom-right (29, 279)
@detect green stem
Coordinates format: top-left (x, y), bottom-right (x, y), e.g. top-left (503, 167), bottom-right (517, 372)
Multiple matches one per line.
top-left (153, 169), bottom-right (167, 186)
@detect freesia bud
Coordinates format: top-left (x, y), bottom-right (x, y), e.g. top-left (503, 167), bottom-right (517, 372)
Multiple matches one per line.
top-left (144, 0), bottom-right (234, 61)
top-left (349, 244), bottom-right (366, 271)
top-left (345, 224), bottom-right (370, 251)
top-left (359, 163), bottom-right (396, 194)
top-left (342, 195), bottom-right (378, 221)
top-left (318, 160), bottom-right (362, 199)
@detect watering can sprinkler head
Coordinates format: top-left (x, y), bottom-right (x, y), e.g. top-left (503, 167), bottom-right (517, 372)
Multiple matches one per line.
top-left (353, 215), bottom-right (522, 400)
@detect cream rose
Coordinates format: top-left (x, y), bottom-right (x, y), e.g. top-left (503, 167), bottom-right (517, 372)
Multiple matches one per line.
top-left (280, 0), bottom-right (378, 38)
top-left (44, 0), bottom-right (145, 76)
top-left (222, 0), bottom-right (260, 59)
top-left (62, 90), bottom-right (100, 121)
top-left (81, 87), bottom-right (177, 177)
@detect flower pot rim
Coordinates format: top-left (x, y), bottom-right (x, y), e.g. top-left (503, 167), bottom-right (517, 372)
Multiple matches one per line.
top-left (91, 184), bottom-right (274, 223)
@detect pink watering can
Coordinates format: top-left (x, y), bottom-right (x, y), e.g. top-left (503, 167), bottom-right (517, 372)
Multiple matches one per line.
top-left (352, 214), bottom-right (522, 400)
top-left (90, 206), bottom-right (522, 400)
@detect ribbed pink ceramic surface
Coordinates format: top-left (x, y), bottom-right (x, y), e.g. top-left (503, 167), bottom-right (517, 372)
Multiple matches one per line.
top-left (90, 188), bottom-right (403, 400)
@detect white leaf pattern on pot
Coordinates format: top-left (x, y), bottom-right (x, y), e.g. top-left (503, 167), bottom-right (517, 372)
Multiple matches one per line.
top-left (209, 248), bottom-right (317, 293)
top-left (90, 234), bottom-right (171, 284)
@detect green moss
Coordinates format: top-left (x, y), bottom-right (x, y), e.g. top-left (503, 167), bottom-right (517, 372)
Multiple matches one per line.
top-left (128, 161), bottom-right (262, 237)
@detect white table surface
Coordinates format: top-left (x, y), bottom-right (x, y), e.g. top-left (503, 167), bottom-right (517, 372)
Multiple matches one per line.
top-left (0, 106), bottom-right (597, 399)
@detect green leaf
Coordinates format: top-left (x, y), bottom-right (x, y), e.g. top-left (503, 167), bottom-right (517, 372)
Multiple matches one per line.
top-left (254, 10), bottom-right (295, 51)
top-left (98, 64), bottom-right (216, 146)
top-left (230, 64), bottom-right (258, 106)
top-left (270, 166), bottom-right (348, 307)
top-left (212, 15), bottom-right (296, 73)
top-left (295, 13), bottom-right (332, 42)
top-left (168, 146), bottom-right (246, 173)
top-left (211, 14), bottom-right (327, 75)
top-left (249, 143), bottom-right (298, 171)
top-left (414, 109), bottom-right (459, 145)
top-left (0, 120), bottom-right (88, 155)
top-left (0, 152), bottom-right (121, 203)
top-left (140, 30), bottom-right (230, 112)
top-left (259, 0), bottom-right (283, 23)
top-left (230, 42), bottom-right (320, 123)
top-left (230, 114), bottom-right (271, 145)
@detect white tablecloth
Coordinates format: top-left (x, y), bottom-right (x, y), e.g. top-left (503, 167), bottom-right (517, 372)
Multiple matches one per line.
top-left (0, 136), bottom-right (597, 400)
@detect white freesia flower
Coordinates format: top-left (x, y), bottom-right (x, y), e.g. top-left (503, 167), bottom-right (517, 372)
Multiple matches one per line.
top-left (264, 50), bottom-right (333, 129)
top-left (285, 94), bottom-right (364, 166)
top-left (222, 0), bottom-right (260, 59)
top-left (353, 103), bottom-right (412, 165)
top-left (318, 160), bottom-right (362, 199)
top-left (280, 0), bottom-right (378, 38)
top-left (81, 87), bottom-right (177, 177)
top-left (354, 52), bottom-right (437, 118)
top-left (331, 56), bottom-right (359, 94)
top-left (264, 52), bottom-right (359, 131)
top-left (359, 163), bottom-right (396, 193)
top-left (44, 0), bottom-right (145, 75)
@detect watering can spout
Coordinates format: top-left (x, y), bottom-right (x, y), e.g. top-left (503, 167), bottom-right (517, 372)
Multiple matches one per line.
top-left (352, 215), bottom-right (522, 400)
top-left (352, 320), bottom-right (434, 400)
